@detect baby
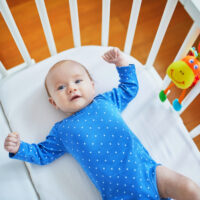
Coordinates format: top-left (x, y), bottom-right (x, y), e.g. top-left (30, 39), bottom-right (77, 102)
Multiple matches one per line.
top-left (4, 48), bottom-right (200, 200)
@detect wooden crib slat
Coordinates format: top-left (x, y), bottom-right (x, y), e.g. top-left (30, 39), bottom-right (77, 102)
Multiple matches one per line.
top-left (0, 62), bottom-right (8, 78)
top-left (179, 81), bottom-right (200, 115)
top-left (180, 0), bottom-right (200, 27)
top-left (101, 0), bottom-right (111, 46)
top-left (162, 23), bottom-right (200, 89)
top-left (69, 0), bottom-right (81, 47)
top-left (190, 124), bottom-right (200, 139)
top-left (145, 0), bottom-right (178, 68)
top-left (0, 0), bottom-right (32, 66)
top-left (35, 0), bottom-right (57, 56)
top-left (174, 23), bottom-right (200, 62)
top-left (124, 0), bottom-right (142, 55)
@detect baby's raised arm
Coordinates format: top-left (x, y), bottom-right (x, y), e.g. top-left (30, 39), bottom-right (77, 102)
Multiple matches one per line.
top-left (102, 47), bottom-right (129, 67)
top-left (4, 132), bottom-right (20, 154)
top-left (101, 47), bottom-right (139, 112)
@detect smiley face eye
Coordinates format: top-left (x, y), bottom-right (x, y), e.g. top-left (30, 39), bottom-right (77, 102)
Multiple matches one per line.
top-left (194, 64), bottom-right (198, 70)
top-left (189, 59), bottom-right (194, 64)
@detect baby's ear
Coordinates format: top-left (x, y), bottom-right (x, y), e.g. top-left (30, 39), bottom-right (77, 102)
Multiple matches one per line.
top-left (92, 81), bottom-right (95, 87)
top-left (91, 81), bottom-right (95, 90)
top-left (48, 97), bottom-right (58, 109)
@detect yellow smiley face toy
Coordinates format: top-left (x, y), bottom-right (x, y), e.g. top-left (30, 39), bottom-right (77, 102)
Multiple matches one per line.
top-left (159, 43), bottom-right (200, 111)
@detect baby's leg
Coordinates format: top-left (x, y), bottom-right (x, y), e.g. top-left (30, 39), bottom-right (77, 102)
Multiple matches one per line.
top-left (156, 165), bottom-right (200, 200)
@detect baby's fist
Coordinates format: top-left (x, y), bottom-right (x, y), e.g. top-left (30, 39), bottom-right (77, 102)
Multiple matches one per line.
top-left (4, 132), bottom-right (20, 154)
top-left (102, 47), bottom-right (129, 67)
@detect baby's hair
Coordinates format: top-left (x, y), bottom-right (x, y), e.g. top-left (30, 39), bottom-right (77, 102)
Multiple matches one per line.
top-left (45, 60), bottom-right (93, 98)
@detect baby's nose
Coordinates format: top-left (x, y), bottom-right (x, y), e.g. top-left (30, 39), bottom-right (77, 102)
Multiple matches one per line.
top-left (67, 86), bottom-right (77, 94)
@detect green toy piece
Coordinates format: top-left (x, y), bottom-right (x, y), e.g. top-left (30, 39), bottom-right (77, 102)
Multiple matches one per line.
top-left (159, 90), bottom-right (167, 102)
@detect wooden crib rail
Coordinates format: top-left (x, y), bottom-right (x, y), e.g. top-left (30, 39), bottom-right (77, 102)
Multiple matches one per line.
top-left (180, 0), bottom-right (200, 27)
top-left (35, 0), bottom-right (57, 55)
top-left (145, 0), bottom-right (178, 68)
top-left (0, 0), bottom-right (32, 67)
top-left (101, 0), bottom-right (111, 46)
top-left (0, 62), bottom-right (8, 78)
top-left (1, 0), bottom-right (200, 71)
top-left (179, 81), bottom-right (200, 115)
top-left (124, 0), bottom-right (142, 54)
top-left (68, 0), bottom-right (81, 47)
top-left (190, 125), bottom-right (200, 139)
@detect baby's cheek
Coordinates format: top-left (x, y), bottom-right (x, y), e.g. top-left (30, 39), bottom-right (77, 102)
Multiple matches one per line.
top-left (55, 96), bottom-right (68, 108)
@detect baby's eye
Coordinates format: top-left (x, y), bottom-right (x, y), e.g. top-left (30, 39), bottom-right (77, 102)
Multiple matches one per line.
top-left (57, 85), bottom-right (65, 90)
top-left (194, 64), bottom-right (198, 70)
top-left (75, 79), bottom-right (82, 84)
top-left (189, 59), bottom-right (194, 64)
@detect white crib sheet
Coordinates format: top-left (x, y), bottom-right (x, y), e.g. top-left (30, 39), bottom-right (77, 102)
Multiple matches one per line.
top-left (0, 46), bottom-right (200, 200)
top-left (0, 105), bottom-right (39, 200)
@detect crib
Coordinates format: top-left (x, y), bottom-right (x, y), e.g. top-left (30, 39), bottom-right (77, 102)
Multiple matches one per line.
top-left (0, 0), bottom-right (200, 199)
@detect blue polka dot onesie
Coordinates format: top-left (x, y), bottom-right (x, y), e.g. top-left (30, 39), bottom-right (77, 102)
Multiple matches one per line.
top-left (10, 65), bottom-right (170, 200)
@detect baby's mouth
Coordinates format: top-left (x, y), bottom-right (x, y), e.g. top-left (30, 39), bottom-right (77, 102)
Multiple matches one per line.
top-left (70, 95), bottom-right (81, 101)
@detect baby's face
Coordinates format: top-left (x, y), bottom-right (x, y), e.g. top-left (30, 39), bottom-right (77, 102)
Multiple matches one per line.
top-left (46, 61), bottom-right (95, 115)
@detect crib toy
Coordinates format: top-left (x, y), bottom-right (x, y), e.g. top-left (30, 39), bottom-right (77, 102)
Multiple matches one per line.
top-left (159, 43), bottom-right (200, 111)
top-left (0, 0), bottom-right (200, 200)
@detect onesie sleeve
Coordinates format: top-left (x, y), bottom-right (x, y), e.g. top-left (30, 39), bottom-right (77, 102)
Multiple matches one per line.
top-left (9, 123), bottom-right (66, 165)
top-left (100, 64), bottom-right (139, 112)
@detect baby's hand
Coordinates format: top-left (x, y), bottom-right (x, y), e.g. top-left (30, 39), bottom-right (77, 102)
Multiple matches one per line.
top-left (4, 132), bottom-right (20, 154)
top-left (102, 47), bottom-right (129, 67)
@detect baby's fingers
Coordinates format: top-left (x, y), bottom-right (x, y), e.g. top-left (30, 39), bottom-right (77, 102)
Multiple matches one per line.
top-left (4, 138), bottom-right (17, 150)
top-left (112, 47), bottom-right (119, 58)
top-left (8, 132), bottom-right (19, 138)
top-left (6, 136), bottom-right (18, 144)
top-left (102, 54), bottom-right (111, 62)
top-left (105, 52), bottom-right (113, 60)
top-left (103, 48), bottom-right (114, 58)
top-left (4, 133), bottom-right (20, 153)
top-left (108, 49), bottom-right (116, 59)
top-left (4, 145), bottom-right (17, 153)
top-left (5, 141), bottom-right (17, 147)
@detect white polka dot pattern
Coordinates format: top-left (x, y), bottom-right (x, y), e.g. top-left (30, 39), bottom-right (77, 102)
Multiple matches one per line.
top-left (9, 65), bottom-right (165, 200)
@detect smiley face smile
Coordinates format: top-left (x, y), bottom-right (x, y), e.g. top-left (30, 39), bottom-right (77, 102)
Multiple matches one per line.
top-left (170, 69), bottom-right (185, 85)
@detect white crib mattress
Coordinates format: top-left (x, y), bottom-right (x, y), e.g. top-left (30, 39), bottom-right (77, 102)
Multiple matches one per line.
top-left (0, 105), bottom-right (39, 200)
top-left (0, 46), bottom-right (200, 200)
